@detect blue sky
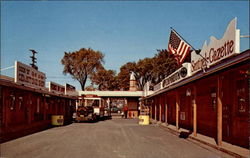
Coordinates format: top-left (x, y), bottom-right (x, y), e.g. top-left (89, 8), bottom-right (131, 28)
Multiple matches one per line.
top-left (1, 1), bottom-right (249, 90)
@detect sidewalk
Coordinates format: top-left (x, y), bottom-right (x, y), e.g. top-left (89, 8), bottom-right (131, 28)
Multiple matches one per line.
top-left (150, 119), bottom-right (249, 158)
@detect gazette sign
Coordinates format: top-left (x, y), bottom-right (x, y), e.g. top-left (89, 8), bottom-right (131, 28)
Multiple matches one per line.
top-left (191, 18), bottom-right (240, 74)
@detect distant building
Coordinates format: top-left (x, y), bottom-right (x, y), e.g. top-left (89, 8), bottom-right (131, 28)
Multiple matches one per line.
top-left (129, 72), bottom-right (137, 91)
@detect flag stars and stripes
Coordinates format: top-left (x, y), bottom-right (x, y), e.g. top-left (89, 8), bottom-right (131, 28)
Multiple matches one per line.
top-left (168, 30), bottom-right (191, 64)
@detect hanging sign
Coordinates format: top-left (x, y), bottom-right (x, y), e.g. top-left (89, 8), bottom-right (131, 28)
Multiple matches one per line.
top-left (65, 83), bottom-right (77, 95)
top-left (191, 18), bottom-right (240, 74)
top-left (161, 63), bottom-right (191, 88)
top-left (48, 81), bottom-right (65, 94)
top-left (14, 61), bottom-right (46, 88)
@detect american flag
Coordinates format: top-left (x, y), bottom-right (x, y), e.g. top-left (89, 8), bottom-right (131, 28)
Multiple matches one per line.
top-left (168, 30), bottom-right (191, 65)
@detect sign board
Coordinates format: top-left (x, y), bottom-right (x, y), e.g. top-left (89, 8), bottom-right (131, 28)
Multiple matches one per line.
top-left (65, 83), bottom-right (76, 95)
top-left (191, 18), bottom-right (240, 74)
top-left (14, 61), bottom-right (46, 89)
top-left (162, 63), bottom-right (191, 89)
top-left (48, 81), bottom-right (65, 94)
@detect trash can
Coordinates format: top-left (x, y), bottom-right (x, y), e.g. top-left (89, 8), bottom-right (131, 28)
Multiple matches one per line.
top-left (139, 115), bottom-right (149, 125)
top-left (51, 115), bottom-right (64, 126)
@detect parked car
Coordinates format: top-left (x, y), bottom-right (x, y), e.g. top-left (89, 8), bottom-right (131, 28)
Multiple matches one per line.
top-left (75, 106), bottom-right (97, 122)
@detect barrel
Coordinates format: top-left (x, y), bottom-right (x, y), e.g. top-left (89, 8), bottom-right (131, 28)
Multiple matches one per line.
top-left (139, 115), bottom-right (149, 125)
top-left (51, 115), bottom-right (64, 126)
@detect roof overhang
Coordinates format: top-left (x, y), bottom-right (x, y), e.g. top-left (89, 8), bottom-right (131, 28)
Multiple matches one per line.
top-left (78, 91), bottom-right (144, 97)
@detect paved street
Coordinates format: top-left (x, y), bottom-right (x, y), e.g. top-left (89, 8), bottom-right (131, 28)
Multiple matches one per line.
top-left (1, 118), bottom-right (232, 158)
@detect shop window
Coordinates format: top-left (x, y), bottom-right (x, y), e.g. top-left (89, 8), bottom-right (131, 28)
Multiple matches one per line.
top-left (18, 96), bottom-right (23, 110)
top-left (9, 93), bottom-right (16, 111)
top-left (34, 97), bottom-right (43, 121)
top-left (210, 87), bottom-right (217, 111)
top-left (236, 80), bottom-right (247, 115)
top-left (37, 98), bottom-right (40, 113)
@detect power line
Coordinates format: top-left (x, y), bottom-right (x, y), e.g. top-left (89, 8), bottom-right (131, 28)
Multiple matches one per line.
top-left (0, 66), bottom-right (15, 71)
top-left (240, 35), bottom-right (250, 38)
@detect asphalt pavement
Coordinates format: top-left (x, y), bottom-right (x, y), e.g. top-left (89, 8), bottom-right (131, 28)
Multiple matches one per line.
top-left (1, 118), bottom-right (233, 158)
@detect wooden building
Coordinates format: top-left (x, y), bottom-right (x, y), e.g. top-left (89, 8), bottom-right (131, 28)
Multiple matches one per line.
top-left (0, 60), bottom-right (77, 142)
top-left (144, 18), bottom-right (249, 149)
top-left (0, 77), bottom-right (76, 142)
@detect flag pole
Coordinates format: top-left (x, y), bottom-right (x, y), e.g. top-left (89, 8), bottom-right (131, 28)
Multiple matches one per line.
top-left (170, 27), bottom-right (208, 62)
top-left (170, 27), bottom-right (197, 51)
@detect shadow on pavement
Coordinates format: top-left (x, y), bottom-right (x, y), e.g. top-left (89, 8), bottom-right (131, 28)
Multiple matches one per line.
top-left (179, 131), bottom-right (192, 139)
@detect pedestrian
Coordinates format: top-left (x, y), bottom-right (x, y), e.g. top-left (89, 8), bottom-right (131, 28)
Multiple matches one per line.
top-left (123, 105), bottom-right (128, 119)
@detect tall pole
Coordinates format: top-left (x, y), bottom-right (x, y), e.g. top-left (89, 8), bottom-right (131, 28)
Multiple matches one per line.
top-left (29, 49), bottom-right (38, 70)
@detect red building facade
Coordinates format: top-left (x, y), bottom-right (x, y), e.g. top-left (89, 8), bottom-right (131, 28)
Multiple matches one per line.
top-left (146, 50), bottom-right (249, 148)
top-left (0, 78), bottom-right (76, 143)
top-left (145, 18), bottom-right (249, 148)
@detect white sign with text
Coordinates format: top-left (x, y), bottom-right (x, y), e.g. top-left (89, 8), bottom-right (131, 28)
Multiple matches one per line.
top-left (48, 81), bottom-right (65, 94)
top-left (14, 61), bottom-right (46, 89)
top-left (191, 18), bottom-right (240, 74)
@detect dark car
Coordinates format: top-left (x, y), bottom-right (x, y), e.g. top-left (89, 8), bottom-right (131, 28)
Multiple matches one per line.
top-left (111, 106), bottom-right (119, 113)
top-left (75, 106), bottom-right (97, 122)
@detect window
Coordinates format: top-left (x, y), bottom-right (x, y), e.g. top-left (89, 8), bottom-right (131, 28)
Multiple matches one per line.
top-left (236, 80), bottom-right (247, 114)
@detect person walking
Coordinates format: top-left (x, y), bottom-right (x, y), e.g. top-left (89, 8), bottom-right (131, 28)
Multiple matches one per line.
top-left (123, 105), bottom-right (128, 119)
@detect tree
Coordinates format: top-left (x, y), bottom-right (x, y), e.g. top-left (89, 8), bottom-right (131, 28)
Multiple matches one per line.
top-left (90, 66), bottom-right (119, 90)
top-left (61, 48), bottom-right (104, 90)
top-left (151, 49), bottom-right (179, 84)
top-left (117, 62), bottom-right (137, 90)
top-left (117, 49), bottom-right (178, 90)
top-left (136, 58), bottom-right (154, 90)
top-left (85, 84), bottom-right (97, 91)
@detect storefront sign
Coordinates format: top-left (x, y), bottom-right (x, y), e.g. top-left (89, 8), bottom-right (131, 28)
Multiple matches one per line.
top-left (65, 83), bottom-right (76, 95)
top-left (14, 61), bottom-right (46, 88)
top-left (48, 81), bottom-right (65, 94)
top-left (153, 82), bottom-right (162, 91)
top-left (162, 63), bottom-right (191, 89)
top-left (191, 18), bottom-right (240, 74)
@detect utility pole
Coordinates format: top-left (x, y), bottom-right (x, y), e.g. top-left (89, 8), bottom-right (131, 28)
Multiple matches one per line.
top-left (29, 49), bottom-right (38, 70)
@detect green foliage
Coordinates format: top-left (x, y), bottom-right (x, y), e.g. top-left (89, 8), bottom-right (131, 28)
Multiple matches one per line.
top-left (117, 49), bottom-right (178, 90)
top-left (117, 62), bottom-right (137, 90)
top-left (152, 49), bottom-right (179, 84)
top-left (90, 66), bottom-right (119, 91)
top-left (61, 48), bottom-right (104, 90)
top-left (62, 48), bottom-right (178, 91)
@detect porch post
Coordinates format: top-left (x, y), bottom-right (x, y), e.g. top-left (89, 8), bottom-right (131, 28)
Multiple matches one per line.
top-left (176, 92), bottom-right (179, 130)
top-left (217, 76), bottom-right (222, 146)
top-left (150, 103), bottom-right (152, 119)
top-left (165, 103), bottom-right (168, 124)
top-left (193, 86), bottom-right (197, 137)
top-left (159, 104), bottom-right (162, 122)
top-left (154, 105), bottom-right (157, 121)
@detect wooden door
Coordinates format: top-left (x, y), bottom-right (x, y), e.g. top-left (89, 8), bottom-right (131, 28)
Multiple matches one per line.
top-left (179, 90), bottom-right (193, 130)
top-left (231, 64), bottom-right (249, 148)
top-left (221, 72), bottom-right (232, 143)
top-left (196, 75), bottom-right (217, 139)
top-left (167, 92), bottom-right (176, 126)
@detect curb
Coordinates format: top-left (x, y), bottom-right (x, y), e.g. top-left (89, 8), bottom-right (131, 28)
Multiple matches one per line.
top-left (150, 120), bottom-right (248, 158)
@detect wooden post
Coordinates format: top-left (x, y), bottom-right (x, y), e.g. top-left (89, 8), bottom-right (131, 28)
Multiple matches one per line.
top-left (217, 76), bottom-right (222, 146)
top-left (193, 86), bottom-right (197, 137)
top-left (155, 105), bottom-right (157, 121)
top-left (165, 103), bottom-right (168, 124)
top-left (28, 92), bottom-right (32, 124)
top-left (150, 103), bottom-right (152, 119)
top-left (159, 104), bottom-right (162, 122)
top-left (176, 92), bottom-right (179, 130)
top-left (2, 88), bottom-right (7, 127)
top-left (43, 96), bottom-right (46, 120)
